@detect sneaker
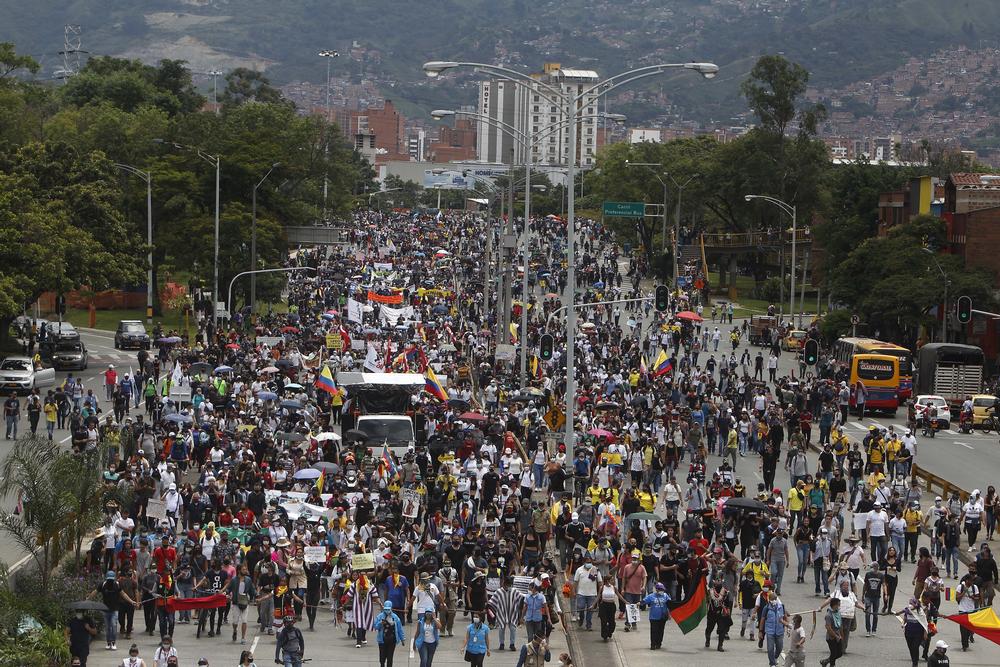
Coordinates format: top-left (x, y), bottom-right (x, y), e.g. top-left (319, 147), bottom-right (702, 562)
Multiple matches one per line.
top-left (498, 646), bottom-right (505, 651)
top-left (509, 644), bottom-right (515, 651)
top-left (356, 644), bottom-right (361, 648)
top-left (865, 632), bottom-right (871, 637)
top-left (106, 644), bottom-right (112, 651)
top-left (111, 643), bottom-right (117, 650)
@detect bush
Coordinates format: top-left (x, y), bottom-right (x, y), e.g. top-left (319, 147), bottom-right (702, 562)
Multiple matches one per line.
top-left (752, 276), bottom-right (786, 303)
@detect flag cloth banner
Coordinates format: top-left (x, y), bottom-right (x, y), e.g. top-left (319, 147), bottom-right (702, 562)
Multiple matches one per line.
top-left (364, 344), bottom-right (384, 372)
top-left (640, 354), bottom-right (648, 376)
top-left (668, 571), bottom-right (708, 634)
top-left (346, 298), bottom-right (364, 324)
top-left (653, 350), bottom-right (673, 377)
top-left (381, 445), bottom-right (399, 478)
top-left (424, 366), bottom-right (449, 402)
top-left (946, 608), bottom-right (1000, 646)
top-left (166, 593), bottom-right (228, 613)
top-left (509, 322), bottom-right (518, 343)
top-left (367, 290), bottom-right (404, 305)
top-left (379, 304), bottom-right (414, 324)
top-left (315, 366), bottom-right (337, 395)
top-left (531, 356), bottom-right (543, 379)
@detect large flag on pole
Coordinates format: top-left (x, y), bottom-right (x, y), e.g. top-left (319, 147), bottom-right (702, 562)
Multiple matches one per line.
top-left (653, 350), bottom-right (673, 377)
top-left (668, 570), bottom-right (708, 634)
top-left (315, 365), bottom-right (337, 395)
top-left (424, 366), bottom-right (449, 402)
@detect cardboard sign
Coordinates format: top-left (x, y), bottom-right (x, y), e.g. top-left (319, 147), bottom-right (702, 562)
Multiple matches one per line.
top-left (146, 498), bottom-right (167, 521)
top-left (256, 336), bottom-right (284, 348)
top-left (351, 552), bottom-right (375, 571)
top-left (326, 333), bottom-right (344, 350)
top-left (401, 489), bottom-right (421, 519)
top-left (304, 546), bottom-right (328, 563)
top-left (512, 575), bottom-right (534, 595)
top-left (626, 603), bottom-right (640, 625)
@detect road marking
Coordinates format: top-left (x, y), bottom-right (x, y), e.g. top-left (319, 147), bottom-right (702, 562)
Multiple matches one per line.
top-left (10, 552), bottom-right (33, 572)
top-left (250, 634), bottom-right (259, 654)
top-left (953, 441), bottom-right (974, 450)
top-left (944, 429), bottom-right (957, 435)
top-left (60, 434), bottom-right (72, 443)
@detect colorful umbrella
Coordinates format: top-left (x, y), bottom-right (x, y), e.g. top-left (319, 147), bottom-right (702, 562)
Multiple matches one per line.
top-left (587, 428), bottom-right (616, 441)
top-left (458, 411), bottom-right (488, 423)
top-left (675, 310), bottom-right (703, 322)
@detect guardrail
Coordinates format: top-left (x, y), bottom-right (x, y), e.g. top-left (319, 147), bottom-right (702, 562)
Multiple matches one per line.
top-left (911, 463), bottom-right (969, 503)
top-left (701, 230), bottom-right (812, 248)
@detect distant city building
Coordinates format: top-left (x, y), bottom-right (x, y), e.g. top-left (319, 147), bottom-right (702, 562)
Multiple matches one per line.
top-left (345, 99), bottom-right (409, 163)
top-left (427, 118), bottom-right (477, 162)
top-left (477, 63), bottom-right (600, 169)
top-left (408, 130), bottom-right (425, 162)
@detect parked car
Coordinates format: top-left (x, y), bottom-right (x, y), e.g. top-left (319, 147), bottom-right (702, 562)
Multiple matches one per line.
top-left (0, 356), bottom-right (56, 393)
top-left (781, 329), bottom-right (807, 352)
top-left (114, 320), bottom-right (151, 350)
top-left (43, 321), bottom-right (79, 341)
top-left (913, 394), bottom-right (951, 430)
top-left (50, 340), bottom-right (88, 371)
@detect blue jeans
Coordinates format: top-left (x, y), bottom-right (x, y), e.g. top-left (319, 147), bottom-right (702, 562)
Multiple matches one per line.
top-left (890, 534), bottom-right (905, 559)
top-left (103, 610), bottom-right (118, 644)
top-left (498, 624), bottom-right (516, 646)
top-left (770, 561), bottom-right (786, 593)
top-left (418, 641), bottom-right (438, 667)
top-left (576, 594), bottom-right (596, 628)
top-left (796, 544), bottom-right (810, 580)
top-left (282, 654), bottom-right (302, 667)
top-left (767, 633), bottom-right (784, 666)
top-left (814, 561), bottom-right (830, 595)
top-left (532, 463), bottom-right (545, 489)
top-left (944, 546), bottom-right (960, 576)
top-left (5, 415), bottom-right (17, 439)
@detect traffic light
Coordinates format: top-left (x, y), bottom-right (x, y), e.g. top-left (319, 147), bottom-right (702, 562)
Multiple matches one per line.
top-left (56, 294), bottom-right (66, 316)
top-left (956, 295), bottom-right (973, 324)
top-left (804, 338), bottom-right (819, 366)
top-left (655, 284), bottom-right (670, 312)
top-left (539, 334), bottom-right (554, 361)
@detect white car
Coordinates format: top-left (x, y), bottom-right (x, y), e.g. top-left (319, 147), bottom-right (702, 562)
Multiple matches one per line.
top-left (914, 394), bottom-right (951, 429)
top-left (0, 356), bottom-right (56, 393)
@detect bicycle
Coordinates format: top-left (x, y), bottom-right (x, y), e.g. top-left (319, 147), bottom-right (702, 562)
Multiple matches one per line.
top-left (981, 413), bottom-right (1000, 435)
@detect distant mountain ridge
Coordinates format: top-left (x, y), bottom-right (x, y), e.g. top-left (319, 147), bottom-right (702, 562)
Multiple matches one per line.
top-left (5, 0), bottom-right (999, 123)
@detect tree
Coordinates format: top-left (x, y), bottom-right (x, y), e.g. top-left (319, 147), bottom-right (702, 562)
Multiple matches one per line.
top-left (741, 55), bottom-right (811, 139)
top-left (0, 42), bottom-right (39, 82)
top-left (60, 57), bottom-right (205, 116)
top-left (220, 68), bottom-right (287, 108)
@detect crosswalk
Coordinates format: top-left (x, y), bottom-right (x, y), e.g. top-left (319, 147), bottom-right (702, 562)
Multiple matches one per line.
top-left (842, 419), bottom-right (959, 435)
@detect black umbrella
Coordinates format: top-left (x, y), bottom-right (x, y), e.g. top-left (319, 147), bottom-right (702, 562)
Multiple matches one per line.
top-left (275, 359), bottom-right (295, 369)
top-left (189, 362), bottom-right (211, 376)
top-left (344, 429), bottom-right (368, 443)
top-left (447, 398), bottom-right (471, 410)
top-left (722, 497), bottom-right (770, 513)
top-left (66, 600), bottom-right (109, 611)
top-left (275, 432), bottom-right (307, 442)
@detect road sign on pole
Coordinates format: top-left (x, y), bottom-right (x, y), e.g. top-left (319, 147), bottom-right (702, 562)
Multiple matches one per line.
top-left (602, 201), bottom-right (645, 217)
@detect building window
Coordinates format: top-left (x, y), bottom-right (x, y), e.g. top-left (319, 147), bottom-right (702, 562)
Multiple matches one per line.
top-left (533, 115), bottom-right (539, 122)
top-left (586, 138), bottom-right (592, 145)
top-left (550, 116), bottom-right (556, 123)
top-left (550, 106), bottom-right (557, 113)
top-left (533, 105), bottom-right (539, 112)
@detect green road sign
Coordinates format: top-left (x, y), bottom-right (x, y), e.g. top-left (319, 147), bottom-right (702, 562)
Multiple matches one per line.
top-left (602, 201), bottom-right (645, 217)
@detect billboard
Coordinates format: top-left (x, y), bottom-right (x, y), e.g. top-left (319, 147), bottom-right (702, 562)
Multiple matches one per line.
top-left (423, 169), bottom-right (475, 190)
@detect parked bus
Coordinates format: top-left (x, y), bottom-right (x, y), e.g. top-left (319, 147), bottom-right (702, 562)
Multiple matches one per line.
top-left (833, 337), bottom-right (914, 399)
top-left (849, 354), bottom-right (900, 414)
top-left (915, 343), bottom-right (985, 410)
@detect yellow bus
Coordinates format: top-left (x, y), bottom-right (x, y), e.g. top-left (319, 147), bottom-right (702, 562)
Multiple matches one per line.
top-left (833, 337), bottom-right (913, 399)
top-left (849, 354), bottom-right (900, 414)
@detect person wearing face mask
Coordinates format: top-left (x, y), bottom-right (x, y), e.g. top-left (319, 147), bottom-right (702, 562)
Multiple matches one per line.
top-left (514, 633), bottom-right (550, 667)
top-left (927, 639), bottom-right (950, 667)
top-left (152, 635), bottom-right (176, 667)
top-left (896, 597), bottom-right (929, 667)
top-left (460, 612), bottom-right (491, 667)
top-left (705, 579), bottom-right (733, 652)
top-left (571, 554), bottom-right (601, 631)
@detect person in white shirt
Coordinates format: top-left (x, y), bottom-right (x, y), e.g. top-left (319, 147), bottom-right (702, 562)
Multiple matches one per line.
top-left (866, 502), bottom-right (889, 562)
top-left (961, 489), bottom-right (985, 551)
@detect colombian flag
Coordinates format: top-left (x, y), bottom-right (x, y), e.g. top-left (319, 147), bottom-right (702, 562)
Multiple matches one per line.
top-left (509, 322), bottom-right (518, 343)
top-left (381, 444), bottom-right (399, 478)
top-left (316, 471), bottom-right (325, 493)
top-left (640, 354), bottom-right (648, 376)
top-left (424, 366), bottom-right (449, 402)
top-left (653, 350), bottom-right (673, 377)
top-left (315, 365), bottom-right (337, 395)
top-left (531, 356), bottom-right (543, 379)
top-left (946, 607), bottom-right (1000, 645)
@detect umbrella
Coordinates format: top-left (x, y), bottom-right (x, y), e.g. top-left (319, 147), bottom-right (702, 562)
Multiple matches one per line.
top-left (293, 468), bottom-right (321, 480)
top-left (256, 391), bottom-right (278, 401)
top-left (314, 432), bottom-right (341, 442)
top-left (157, 336), bottom-right (181, 344)
top-left (544, 292), bottom-right (560, 299)
top-left (163, 413), bottom-right (192, 424)
top-left (595, 401), bottom-right (620, 411)
top-left (321, 313), bottom-right (336, 321)
top-left (225, 343), bottom-right (240, 350)
top-left (675, 310), bottom-right (704, 322)
top-left (275, 432), bottom-right (307, 442)
top-left (521, 387), bottom-right (545, 397)
top-left (343, 429), bottom-right (368, 442)
top-left (625, 512), bottom-right (663, 524)
top-left (587, 428), bottom-right (616, 441)
top-left (432, 305), bottom-right (449, 315)
top-left (284, 383), bottom-right (304, 391)
top-left (214, 365), bottom-right (234, 374)
top-left (275, 359), bottom-right (295, 369)
top-left (447, 398), bottom-right (471, 410)
top-left (313, 461), bottom-right (339, 472)
top-left (280, 400), bottom-right (304, 410)
top-left (281, 326), bottom-right (300, 333)
top-left (723, 497), bottom-right (770, 513)
top-left (188, 362), bottom-right (211, 376)
top-left (580, 322), bottom-right (596, 330)
top-left (259, 366), bottom-right (279, 374)
top-left (236, 424), bottom-right (257, 432)
top-left (458, 411), bottom-right (488, 423)
top-left (593, 281), bottom-right (605, 288)
top-left (66, 600), bottom-right (109, 612)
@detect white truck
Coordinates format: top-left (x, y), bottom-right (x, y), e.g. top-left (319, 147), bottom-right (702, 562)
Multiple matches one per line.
top-left (336, 372), bottom-right (426, 457)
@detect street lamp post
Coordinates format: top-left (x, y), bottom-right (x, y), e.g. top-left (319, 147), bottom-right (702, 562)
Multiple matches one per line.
top-left (426, 60), bottom-right (717, 456)
top-left (251, 162), bottom-right (280, 314)
top-left (625, 162), bottom-right (698, 288)
top-left (114, 164), bottom-right (153, 324)
top-left (745, 194), bottom-right (797, 326)
top-left (924, 248), bottom-right (950, 342)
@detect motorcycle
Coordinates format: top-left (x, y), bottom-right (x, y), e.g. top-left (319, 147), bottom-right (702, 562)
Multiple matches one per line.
top-left (958, 409), bottom-right (974, 435)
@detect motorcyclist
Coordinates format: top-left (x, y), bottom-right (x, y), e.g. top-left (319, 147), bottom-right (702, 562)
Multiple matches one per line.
top-left (959, 396), bottom-right (974, 431)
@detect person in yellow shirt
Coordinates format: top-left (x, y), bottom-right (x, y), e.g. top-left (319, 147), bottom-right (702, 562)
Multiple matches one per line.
top-left (865, 469), bottom-right (886, 491)
top-left (902, 502), bottom-right (922, 562)
top-left (587, 482), bottom-right (604, 506)
top-left (832, 427), bottom-right (850, 468)
top-left (628, 370), bottom-right (640, 389)
top-left (867, 436), bottom-right (885, 474)
top-left (885, 435), bottom-right (901, 478)
top-left (741, 551), bottom-right (771, 587)
top-left (636, 486), bottom-right (656, 512)
top-left (43, 398), bottom-right (57, 440)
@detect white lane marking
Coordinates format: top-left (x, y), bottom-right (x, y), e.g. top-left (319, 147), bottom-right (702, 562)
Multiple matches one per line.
top-left (943, 429), bottom-right (957, 435)
top-left (250, 634), bottom-right (259, 653)
top-left (952, 441), bottom-right (974, 450)
top-left (849, 423), bottom-right (867, 430)
top-left (60, 434), bottom-right (72, 443)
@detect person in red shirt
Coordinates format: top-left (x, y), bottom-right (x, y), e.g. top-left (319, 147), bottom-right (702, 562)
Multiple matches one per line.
top-left (103, 365), bottom-right (118, 401)
top-left (218, 507), bottom-right (234, 526)
top-left (235, 503), bottom-right (256, 527)
top-left (152, 535), bottom-right (176, 574)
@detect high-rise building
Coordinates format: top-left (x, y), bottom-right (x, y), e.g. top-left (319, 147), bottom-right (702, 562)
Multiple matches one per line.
top-left (476, 63), bottom-right (600, 171)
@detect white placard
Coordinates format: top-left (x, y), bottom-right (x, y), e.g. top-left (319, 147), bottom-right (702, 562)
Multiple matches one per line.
top-left (146, 498), bottom-right (167, 520)
top-left (401, 489), bottom-right (421, 518)
top-left (304, 546), bottom-right (328, 563)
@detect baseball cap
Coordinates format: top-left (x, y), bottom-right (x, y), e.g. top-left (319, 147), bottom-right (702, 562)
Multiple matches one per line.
top-left (935, 640), bottom-right (948, 649)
